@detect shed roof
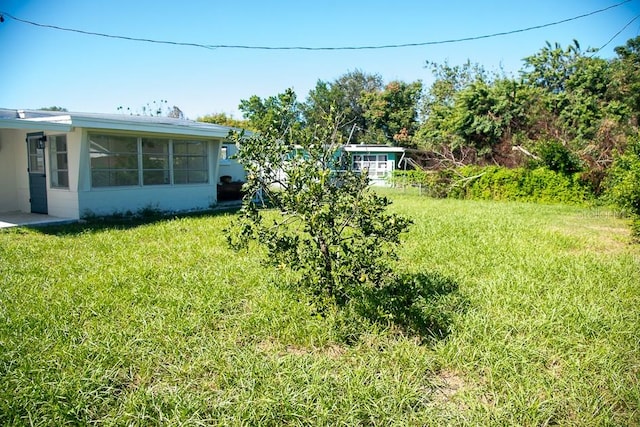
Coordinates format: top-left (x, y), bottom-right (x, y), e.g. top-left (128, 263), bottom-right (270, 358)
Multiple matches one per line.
top-left (342, 144), bottom-right (406, 153)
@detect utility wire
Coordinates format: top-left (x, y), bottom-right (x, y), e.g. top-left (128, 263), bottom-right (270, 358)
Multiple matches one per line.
top-left (592, 13), bottom-right (640, 55)
top-left (0, 0), bottom-right (634, 51)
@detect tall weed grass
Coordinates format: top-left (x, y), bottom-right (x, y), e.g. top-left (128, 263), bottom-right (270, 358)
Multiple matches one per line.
top-left (1, 196), bottom-right (638, 425)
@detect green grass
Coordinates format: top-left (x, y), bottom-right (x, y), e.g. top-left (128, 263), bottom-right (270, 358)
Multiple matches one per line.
top-left (1, 193), bottom-right (639, 425)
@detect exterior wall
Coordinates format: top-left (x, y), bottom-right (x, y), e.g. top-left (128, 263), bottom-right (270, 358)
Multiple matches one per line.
top-left (78, 185), bottom-right (217, 216)
top-left (46, 128), bottom-right (81, 219)
top-left (217, 143), bottom-right (246, 183)
top-left (0, 129), bottom-right (21, 212)
top-left (0, 128), bottom-right (83, 217)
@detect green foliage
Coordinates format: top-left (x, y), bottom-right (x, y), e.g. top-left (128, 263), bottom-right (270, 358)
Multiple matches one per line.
top-left (521, 40), bottom-right (584, 94)
top-left (456, 166), bottom-right (592, 204)
top-left (226, 116), bottom-right (412, 316)
top-left (302, 72), bottom-right (422, 147)
top-left (534, 139), bottom-right (582, 174)
top-left (391, 169), bottom-right (453, 198)
top-left (391, 169), bottom-right (429, 186)
top-left (238, 88), bottom-right (302, 140)
top-left (417, 38), bottom-right (638, 180)
top-left (361, 80), bottom-right (423, 147)
top-left (303, 70), bottom-right (383, 145)
top-left (605, 136), bottom-right (640, 237)
top-left (611, 36), bottom-right (640, 114)
top-left (417, 60), bottom-right (489, 151)
top-left (197, 112), bottom-right (252, 130)
top-left (451, 80), bottom-right (505, 152)
top-left (394, 166), bottom-right (591, 205)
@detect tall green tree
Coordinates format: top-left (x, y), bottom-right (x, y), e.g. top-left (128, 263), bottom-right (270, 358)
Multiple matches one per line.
top-left (521, 40), bottom-right (583, 94)
top-left (239, 88), bottom-right (302, 143)
top-left (416, 61), bottom-right (489, 152)
top-left (304, 70), bottom-right (383, 144)
top-left (361, 80), bottom-right (423, 147)
top-left (610, 36), bottom-right (640, 118)
top-left (605, 135), bottom-right (640, 237)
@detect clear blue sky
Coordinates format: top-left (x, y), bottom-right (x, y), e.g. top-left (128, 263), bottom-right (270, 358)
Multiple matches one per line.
top-left (1, 0), bottom-right (639, 119)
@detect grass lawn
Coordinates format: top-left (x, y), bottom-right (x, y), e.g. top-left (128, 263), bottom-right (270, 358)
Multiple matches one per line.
top-left (1, 191), bottom-right (639, 425)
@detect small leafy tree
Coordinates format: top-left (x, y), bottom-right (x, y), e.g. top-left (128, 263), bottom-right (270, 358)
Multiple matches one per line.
top-left (226, 114), bottom-right (412, 310)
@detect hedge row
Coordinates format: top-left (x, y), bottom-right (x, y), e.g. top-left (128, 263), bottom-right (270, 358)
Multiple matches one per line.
top-left (391, 166), bottom-right (593, 205)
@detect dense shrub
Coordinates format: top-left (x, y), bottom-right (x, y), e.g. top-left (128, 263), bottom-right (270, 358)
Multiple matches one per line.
top-left (393, 166), bottom-right (592, 205)
top-left (457, 166), bottom-right (592, 204)
top-left (534, 139), bottom-right (583, 175)
top-left (605, 136), bottom-right (640, 238)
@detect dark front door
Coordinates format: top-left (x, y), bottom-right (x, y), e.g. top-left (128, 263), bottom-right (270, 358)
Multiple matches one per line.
top-left (27, 133), bottom-right (48, 214)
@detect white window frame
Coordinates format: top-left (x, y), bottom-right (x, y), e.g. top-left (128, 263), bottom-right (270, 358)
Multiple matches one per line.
top-left (50, 134), bottom-right (69, 189)
top-left (352, 153), bottom-right (392, 178)
top-left (141, 137), bottom-right (171, 186)
top-left (89, 133), bottom-right (211, 188)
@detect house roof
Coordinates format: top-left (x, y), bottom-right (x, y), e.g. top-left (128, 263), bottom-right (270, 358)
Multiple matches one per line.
top-left (0, 108), bottom-right (237, 138)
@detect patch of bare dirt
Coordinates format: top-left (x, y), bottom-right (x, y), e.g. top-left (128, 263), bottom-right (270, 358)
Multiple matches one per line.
top-left (548, 218), bottom-right (633, 254)
top-left (256, 338), bottom-right (346, 359)
top-left (430, 370), bottom-right (467, 409)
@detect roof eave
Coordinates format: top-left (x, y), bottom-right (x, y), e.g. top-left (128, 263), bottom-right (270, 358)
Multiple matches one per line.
top-left (343, 145), bottom-right (405, 153)
top-left (0, 119), bottom-right (72, 132)
top-left (72, 117), bottom-right (231, 138)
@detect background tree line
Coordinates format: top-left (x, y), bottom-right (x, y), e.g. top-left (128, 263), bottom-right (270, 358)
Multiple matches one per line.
top-left (200, 36), bottom-right (640, 235)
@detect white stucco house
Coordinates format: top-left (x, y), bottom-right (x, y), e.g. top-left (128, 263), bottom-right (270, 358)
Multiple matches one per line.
top-left (0, 109), bottom-right (246, 220)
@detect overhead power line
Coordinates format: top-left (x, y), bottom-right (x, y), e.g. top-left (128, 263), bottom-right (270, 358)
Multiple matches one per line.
top-left (0, 0), bottom-right (634, 51)
top-left (592, 13), bottom-right (640, 54)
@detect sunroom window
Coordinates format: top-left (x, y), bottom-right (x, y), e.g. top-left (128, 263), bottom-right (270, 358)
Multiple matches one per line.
top-left (89, 134), bottom-right (210, 188)
top-left (142, 138), bottom-right (170, 185)
top-left (90, 135), bottom-right (138, 187)
top-left (173, 140), bottom-right (208, 184)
